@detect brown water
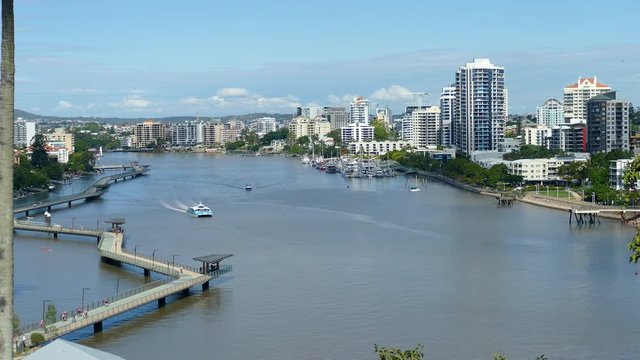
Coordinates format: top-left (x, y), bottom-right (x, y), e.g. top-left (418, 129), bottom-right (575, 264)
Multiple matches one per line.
top-left (14, 152), bottom-right (640, 359)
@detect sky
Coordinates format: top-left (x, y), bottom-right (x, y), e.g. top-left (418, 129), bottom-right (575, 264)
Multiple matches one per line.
top-left (9, 0), bottom-right (640, 118)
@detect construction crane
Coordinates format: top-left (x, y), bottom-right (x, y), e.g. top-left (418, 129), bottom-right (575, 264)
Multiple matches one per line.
top-left (411, 92), bottom-right (430, 110)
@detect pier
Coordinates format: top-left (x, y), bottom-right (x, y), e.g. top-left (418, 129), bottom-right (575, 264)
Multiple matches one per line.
top-left (14, 219), bottom-right (232, 346)
top-left (568, 208), bottom-right (640, 225)
top-left (14, 163), bottom-right (147, 216)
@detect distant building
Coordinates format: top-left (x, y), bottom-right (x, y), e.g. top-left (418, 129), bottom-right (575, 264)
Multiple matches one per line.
top-left (586, 91), bottom-right (630, 153)
top-left (610, 158), bottom-right (635, 190)
top-left (134, 120), bottom-right (166, 148)
top-left (170, 121), bottom-right (200, 146)
top-left (296, 106), bottom-right (325, 119)
top-left (537, 98), bottom-right (563, 128)
top-left (288, 117), bottom-right (331, 139)
top-left (348, 140), bottom-right (411, 156)
top-left (549, 124), bottom-right (586, 152)
top-left (341, 123), bottom-right (374, 143)
top-left (522, 125), bottom-right (551, 147)
top-left (14, 119), bottom-right (36, 147)
top-left (375, 107), bottom-right (393, 129)
top-left (324, 107), bottom-right (350, 130)
top-left (349, 96), bottom-right (370, 125)
top-left (454, 58), bottom-right (506, 154)
top-left (507, 157), bottom-right (588, 182)
top-left (402, 106), bottom-right (440, 149)
top-left (439, 86), bottom-right (455, 147)
top-left (254, 117), bottom-right (277, 136)
top-left (221, 122), bottom-right (244, 145)
top-left (43, 128), bottom-right (75, 153)
top-left (202, 122), bottom-right (223, 146)
top-left (563, 76), bottom-right (611, 124)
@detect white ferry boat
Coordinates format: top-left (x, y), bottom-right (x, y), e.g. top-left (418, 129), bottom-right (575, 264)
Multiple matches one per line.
top-left (187, 203), bottom-right (213, 217)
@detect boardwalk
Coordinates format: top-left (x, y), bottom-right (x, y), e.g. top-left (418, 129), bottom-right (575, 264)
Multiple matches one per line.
top-left (14, 163), bottom-right (148, 216)
top-left (15, 222), bottom-right (232, 345)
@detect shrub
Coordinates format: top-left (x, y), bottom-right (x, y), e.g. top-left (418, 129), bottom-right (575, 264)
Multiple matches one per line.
top-left (30, 332), bottom-right (45, 346)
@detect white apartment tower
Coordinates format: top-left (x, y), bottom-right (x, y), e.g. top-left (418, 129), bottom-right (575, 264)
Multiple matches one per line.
top-left (349, 96), bottom-right (370, 125)
top-left (453, 58), bottom-right (506, 154)
top-left (537, 98), bottom-right (563, 128)
top-left (439, 87), bottom-right (456, 147)
top-left (563, 76), bottom-right (611, 124)
top-left (14, 119), bottom-right (36, 147)
top-left (402, 106), bottom-right (441, 149)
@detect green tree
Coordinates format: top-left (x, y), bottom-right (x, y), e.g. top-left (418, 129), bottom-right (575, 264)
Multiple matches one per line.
top-left (623, 157), bottom-right (640, 190)
top-left (225, 140), bottom-right (245, 151)
top-left (45, 303), bottom-right (57, 325)
top-left (628, 231), bottom-right (640, 264)
top-left (326, 129), bottom-right (342, 146)
top-left (557, 161), bottom-right (588, 185)
top-left (374, 344), bottom-right (424, 360)
top-left (371, 119), bottom-right (390, 141)
top-left (30, 134), bottom-right (50, 168)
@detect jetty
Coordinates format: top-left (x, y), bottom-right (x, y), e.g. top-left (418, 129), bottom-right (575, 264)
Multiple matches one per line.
top-left (14, 162), bottom-right (147, 216)
top-left (14, 219), bottom-right (232, 345)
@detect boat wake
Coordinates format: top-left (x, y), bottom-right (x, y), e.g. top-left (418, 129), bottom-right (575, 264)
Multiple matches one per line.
top-left (159, 200), bottom-right (189, 213)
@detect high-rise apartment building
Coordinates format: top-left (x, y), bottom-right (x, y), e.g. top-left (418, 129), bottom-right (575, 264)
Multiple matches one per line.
top-left (341, 123), bottom-right (374, 143)
top-left (14, 119), bottom-right (36, 147)
top-left (522, 125), bottom-right (551, 147)
top-left (201, 122), bottom-right (223, 146)
top-left (537, 98), bottom-right (563, 128)
top-left (296, 106), bottom-right (325, 119)
top-left (349, 96), bottom-right (370, 125)
top-left (439, 87), bottom-right (455, 147)
top-left (287, 117), bottom-right (331, 140)
top-left (254, 117), bottom-right (277, 135)
top-left (549, 124), bottom-right (586, 153)
top-left (324, 107), bottom-right (350, 130)
top-left (586, 91), bottom-right (629, 153)
top-left (43, 128), bottom-right (75, 153)
top-left (453, 58), bottom-right (506, 154)
top-left (171, 121), bottom-right (200, 146)
top-left (134, 120), bottom-right (167, 148)
top-left (402, 106), bottom-right (440, 149)
top-left (563, 76), bottom-right (611, 124)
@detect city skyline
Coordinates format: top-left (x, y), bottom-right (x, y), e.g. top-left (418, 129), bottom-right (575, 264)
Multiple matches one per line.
top-left (11, 0), bottom-right (640, 117)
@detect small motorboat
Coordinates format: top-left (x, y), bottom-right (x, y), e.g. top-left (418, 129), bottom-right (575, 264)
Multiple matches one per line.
top-left (187, 203), bottom-right (213, 217)
top-left (245, 184), bottom-right (253, 191)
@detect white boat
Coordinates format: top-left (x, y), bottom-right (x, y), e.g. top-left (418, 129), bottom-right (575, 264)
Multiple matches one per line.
top-left (187, 203), bottom-right (213, 217)
top-left (245, 184), bottom-right (253, 191)
top-left (301, 155), bottom-right (310, 165)
top-left (409, 186), bottom-right (421, 192)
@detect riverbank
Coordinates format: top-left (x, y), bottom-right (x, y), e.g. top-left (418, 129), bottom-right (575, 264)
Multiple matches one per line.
top-left (409, 167), bottom-right (640, 227)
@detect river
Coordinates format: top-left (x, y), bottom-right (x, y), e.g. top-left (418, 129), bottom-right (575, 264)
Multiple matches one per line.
top-left (14, 152), bottom-right (640, 359)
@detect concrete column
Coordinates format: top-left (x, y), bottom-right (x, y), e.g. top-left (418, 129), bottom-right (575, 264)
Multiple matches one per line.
top-left (182, 289), bottom-right (189, 296)
top-left (158, 297), bottom-right (166, 307)
top-left (68, 201), bottom-right (72, 207)
top-left (94, 321), bottom-right (103, 333)
top-left (202, 281), bottom-right (210, 291)
top-left (144, 269), bottom-right (150, 277)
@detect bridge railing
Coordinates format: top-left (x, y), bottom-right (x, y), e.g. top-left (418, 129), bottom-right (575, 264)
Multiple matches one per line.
top-left (16, 277), bottom-right (174, 336)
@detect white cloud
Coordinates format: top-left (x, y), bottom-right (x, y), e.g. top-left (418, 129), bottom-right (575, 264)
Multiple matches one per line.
top-left (216, 87), bottom-right (248, 97)
top-left (327, 94), bottom-right (357, 106)
top-left (57, 100), bottom-right (72, 109)
top-left (179, 97), bottom-right (206, 105)
top-left (111, 95), bottom-right (151, 108)
top-left (370, 85), bottom-right (414, 102)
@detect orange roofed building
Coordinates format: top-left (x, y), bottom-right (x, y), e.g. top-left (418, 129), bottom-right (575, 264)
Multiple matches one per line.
top-left (563, 76), bottom-right (611, 124)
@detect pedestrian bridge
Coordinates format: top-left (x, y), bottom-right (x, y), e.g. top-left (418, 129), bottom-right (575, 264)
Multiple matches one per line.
top-left (14, 222), bottom-right (232, 346)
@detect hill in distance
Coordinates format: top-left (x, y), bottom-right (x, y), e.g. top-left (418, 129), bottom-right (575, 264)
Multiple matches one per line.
top-left (15, 109), bottom-right (294, 124)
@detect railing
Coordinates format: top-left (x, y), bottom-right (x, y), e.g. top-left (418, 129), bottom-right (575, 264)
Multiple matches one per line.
top-left (16, 278), bottom-right (174, 336)
top-left (99, 249), bottom-right (200, 276)
top-left (14, 220), bottom-right (103, 237)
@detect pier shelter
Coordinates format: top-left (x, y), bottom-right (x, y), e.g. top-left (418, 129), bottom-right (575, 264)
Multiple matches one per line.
top-left (193, 254), bottom-right (234, 290)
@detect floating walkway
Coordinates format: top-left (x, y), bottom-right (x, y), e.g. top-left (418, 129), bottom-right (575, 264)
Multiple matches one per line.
top-left (15, 220), bottom-right (232, 346)
top-left (14, 163), bottom-right (147, 216)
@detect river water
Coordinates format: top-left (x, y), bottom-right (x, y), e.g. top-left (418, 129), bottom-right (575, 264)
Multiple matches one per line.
top-left (13, 152), bottom-right (640, 359)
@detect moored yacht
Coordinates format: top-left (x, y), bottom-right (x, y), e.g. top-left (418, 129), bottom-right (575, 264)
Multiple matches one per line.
top-left (187, 203), bottom-right (213, 217)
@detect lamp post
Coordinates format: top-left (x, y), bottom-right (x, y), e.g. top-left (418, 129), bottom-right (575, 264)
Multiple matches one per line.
top-left (172, 254), bottom-right (179, 269)
top-left (116, 278), bottom-right (121, 296)
top-left (152, 249), bottom-right (158, 264)
top-left (592, 192), bottom-right (596, 205)
top-left (42, 299), bottom-right (52, 326)
top-left (81, 287), bottom-right (90, 311)
top-left (134, 245), bottom-right (138, 258)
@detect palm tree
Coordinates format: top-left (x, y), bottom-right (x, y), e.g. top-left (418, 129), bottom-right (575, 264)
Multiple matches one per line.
top-left (0, 0), bottom-right (15, 357)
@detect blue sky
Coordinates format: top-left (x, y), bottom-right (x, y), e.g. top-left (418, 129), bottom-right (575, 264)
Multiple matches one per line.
top-left (11, 0), bottom-right (640, 118)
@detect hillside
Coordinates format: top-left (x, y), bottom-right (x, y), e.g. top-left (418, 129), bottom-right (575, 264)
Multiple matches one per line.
top-left (14, 109), bottom-right (294, 124)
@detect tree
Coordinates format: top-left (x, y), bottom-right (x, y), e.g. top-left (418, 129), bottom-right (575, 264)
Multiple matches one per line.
top-left (30, 134), bottom-right (50, 168)
top-left (623, 157), bottom-right (640, 190)
top-left (371, 119), bottom-right (390, 141)
top-left (44, 303), bottom-right (57, 325)
top-left (374, 344), bottom-right (424, 360)
top-left (0, 1), bottom-right (14, 356)
top-left (326, 129), bottom-right (342, 146)
top-left (557, 161), bottom-right (588, 185)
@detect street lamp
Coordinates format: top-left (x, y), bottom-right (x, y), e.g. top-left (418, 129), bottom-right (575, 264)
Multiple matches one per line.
top-left (116, 278), bottom-right (121, 296)
top-left (592, 192), bottom-right (596, 205)
top-left (152, 249), bottom-right (158, 264)
top-left (134, 245), bottom-right (138, 258)
top-left (42, 299), bottom-right (52, 326)
top-left (172, 254), bottom-right (179, 269)
top-left (81, 287), bottom-right (91, 311)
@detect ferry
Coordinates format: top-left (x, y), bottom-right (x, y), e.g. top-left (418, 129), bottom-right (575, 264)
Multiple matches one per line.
top-left (187, 203), bottom-right (213, 217)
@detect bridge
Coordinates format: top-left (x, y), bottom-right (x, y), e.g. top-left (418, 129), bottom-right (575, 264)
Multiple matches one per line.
top-left (14, 221), bottom-right (232, 346)
top-left (14, 163), bottom-right (148, 216)
top-left (95, 163), bottom-right (151, 172)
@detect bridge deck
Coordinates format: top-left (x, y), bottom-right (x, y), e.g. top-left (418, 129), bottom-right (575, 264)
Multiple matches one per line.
top-left (15, 224), bottom-right (231, 345)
